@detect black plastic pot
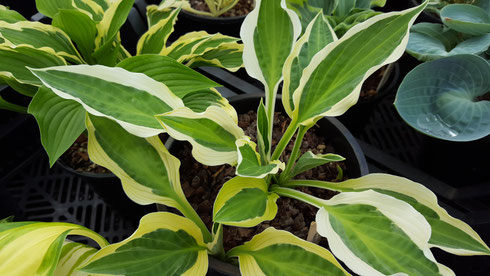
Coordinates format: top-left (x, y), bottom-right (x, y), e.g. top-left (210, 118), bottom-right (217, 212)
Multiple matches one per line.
top-left (409, 0), bottom-right (441, 23)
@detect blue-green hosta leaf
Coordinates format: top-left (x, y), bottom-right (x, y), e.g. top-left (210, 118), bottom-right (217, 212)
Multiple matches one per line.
top-left (0, 5), bottom-right (27, 23)
top-left (291, 2), bottom-right (428, 126)
top-left (137, 6), bottom-right (180, 55)
top-left (81, 212), bottom-right (208, 276)
top-left (228, 227), bottom-right (349, 276)
top-left (306, 174), bottom-right (490, 256)
top-left (441, 4), bottom-right (490, 36)
top-left (282, 11), bottom-right (337, 118)
top-left (356, 0), bottom-right (386, 9)
top-left (241, 0), bottom-right (301, 100)
top-left (116, 54), bottom-right (219, 98)
top-left (184, 42), bottom-right (244, 72)
top-left (235, 137), bottom-right (285, 178)
top-left (156, 106), bottom-right (244, 166)
top-left (395, 54), bottom-right (490, 141)
top-left (0, 20), bottom-right (83, 63)
top-left (316, 190), bottom-right (453, 276)
top-left (0, 45), bottom-right (67, 96)
top-left (54, 241), bottom-right (98, 276)
top-left (475, 0), bottom-right (490, 13)
top-left (86, 114), bottom-right (190, 211)
top-left (94, 0), bottom-right (133, 49)
top-left (30, 65), bottom-right (184, 137)
top-left (0, 221), bottom-right (107, 276)
top-left (213, 176), bottom-right (279, 227)
top-left (28, 86), bottom-right (86, 167)
top-left (289, 151), bottom-right (344, 178)
top-left (52, 9), bottom-right (97, 62)
top-left (407, 23), bottom-right (490, 61)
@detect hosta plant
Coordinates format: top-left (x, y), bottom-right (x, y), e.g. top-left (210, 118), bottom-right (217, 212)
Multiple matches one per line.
top-left (0, 0), bottom-right (243, 166)
top-left (1, 0), bottom-right (490, 275)
top-left (157, 0), bottom-right (254, 17)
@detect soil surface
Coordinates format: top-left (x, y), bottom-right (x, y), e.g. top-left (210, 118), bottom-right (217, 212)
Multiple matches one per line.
top-left (173, 111), bottom-right (348, 250)
top-left (189, 0), bottom-right (254, 17)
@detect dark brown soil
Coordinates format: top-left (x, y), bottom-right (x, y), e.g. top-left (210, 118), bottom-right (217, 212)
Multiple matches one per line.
top-left (359, 66), bottom-right (387, 101)
top-left (189, 0), bottom-right (254, 17)
top-left (173, 111), bottom-right (347, 250)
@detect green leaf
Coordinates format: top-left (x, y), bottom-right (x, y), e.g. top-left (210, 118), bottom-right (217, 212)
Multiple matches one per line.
top-left (73, 0), bottom-right (106, 22)
top-left (137, 6), bottom-right (180, 55)
top-left (292, 2), bottom-right (427, 126)
top-left (0, 216), bottom-right (14, 223)
top-left (180, 88), bottom-right (236, 119)
top-left (334, 0), bottom-right (356, 18)
top-left (407, 23), bottom-right (490, 61)
top-left (241, 0), bottom-right (301, 98)
top-left (0, 20), bottom-right (83, 63)
top-left (0, 45), bottom-right (66, 93)
top-left (184, 42), bottom-right (244, 72)
top-left (316, 190), bottom-right (451, 275)
top-left (282, 11), bottom-right (336, 118)
top-left (52, 9), bottom-right (97, 63)
top-left (116, 54), bottom-right (219, 98)
top-left (0, 95), bottom-right (27, 113)
top-left (81, 212), bottom-right (208, 276)
top-left (333, 8), bottom-right (381, 38)
top-left (441, 4), bottom-right (490, 36)
top-left (235, 137), bottom-right (285, 178)
top-left (0, 221), bottom-right (107, 276)
top-left (256, 98), bottom-right (270, 159)
top-left (228, 228), bottom-right (349, 276)
top-left (30, 64), bottom-right (184, 137)
top-left (0, 5), bottom-right (27, 23)
top-left (395, 54), bottom-right (490, 141)
top-left (213, 176), bottom-right (279, 227)
top-left (28, 86), bottom-right (86, 167)
top-left (54, 241), bottom-right (97, 276)
top-left (289, 151), bottom-right (344, 178)
top-left (156, 106), bottom-right (244, 166)
top-left (94, 0), bottom-right (134, 48)
top-left (35, 0), bottom-right (74, 18)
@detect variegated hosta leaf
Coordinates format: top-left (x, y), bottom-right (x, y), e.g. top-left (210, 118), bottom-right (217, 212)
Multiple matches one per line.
top-left (0, 45), bottom-right (66, 96)
top-left (86, 114), bottom-right (189, 211)
top-left (292, 2), bottom-right (428, 127)
top-left (395, 54), bottom-right (490, 142)
top-left (81, 212), bottom-right (208, 276)
top-left (0, 21), bottom-right (83, 63)
top-left (146, 4), bottom-right (176, 27)
top-left (256, 99), bottom-right (270, 159)
top-left (52, 9), bottom-right (97, 62)
top-left (116, 54), bottom-right (219, 98)
top-left (137, 6), bottom-right (180, 55)
top-left (332, 9), bottom-right (382, 38)
top-left (94, 0), bottom-right (134, 49)
top-left (236, 137), bottom-right (285, 178)
top-left (163, 31), bottom-right (240, 63)
top-left (288, 151), bottom-right (344, 179)
top-left (441, 4), bottom-right (490, 36)
top-left (241, 0), bottom-right (301, 101)
top-left (35, 0), bottom-right (78, 18)
top-left (73, 0), bottom-right (107, 22)
top-left (311, 173), bottom-right (490, 256)
top-left (285, 0), bottom-right (338, 32)
top-left (0, 221), bottom-right (108, 276)
top-left (213, 176), bottom-right (279, 227)
top-left (30, 65), bottom-right (184, 137)
top-left (282, 11), bottom-right (337, 117)
top-left (407, 23), bottom-right (490, 61)
top-left (156, 106), bottom-right (244, 166)
top-left (35, 0), bottom-right (107, 21)
top-left (28, 86), bottom-right (86, 167)
top-left (181, 88), bottom-right (237, 121)
top-left (184, 42), bottom-right (244, 72)
top-left (316, 190), bottom-right (453, 276)
top-left (0, 5), bottom-right (27, 23)
top-left (334, 0), bottom-right (355, 18)
top-left (54, 241), bottom-right (98, 276)
top-left (228, 227), bottom-right (350, 276)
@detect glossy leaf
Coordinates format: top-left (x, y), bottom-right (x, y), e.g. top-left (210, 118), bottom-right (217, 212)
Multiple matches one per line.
top-left (289, 151), bottom-right (344, 178)
top-left (441, 4), bottom-right (490, 36)
top-left (81, 212), bottom-right (208, 276)
top-left (0, 20), bottom-right (83, 63)
top-left (395, 54), bottom-right (490, 141)
top-left (86, 114), bottom-right (189, 210)
top-left (137, 6), bottom-right (180, 55)
top-left (282, 11), bottom-right (337, 117)
top-left (0, 221), bottom-right (107, 276)
top-left (316, 190), bottom-right (452, 276)
top-left (407, 23), bottom-right (490, 61)
top-left (228, 227), bottom-right (349, 276)
top-left (291, 2), bottom-right (427, 126)
top-left (213, 176), bottom-right (279, 227)
top-left (30, 65), bottom-right (184, 137)
top-left (54, 241), bottom-right (98, 276)
top-left (28, 86), bottom-right (86, 167)
top-left (235, 137), bottom-right (285, 178)
top-left (0, 5), bottom-right (27, 23)
top-left (156, 106), bottom-right (244, 166)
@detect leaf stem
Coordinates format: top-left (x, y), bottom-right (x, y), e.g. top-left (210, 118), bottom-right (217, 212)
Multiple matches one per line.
top-left (270, 186), bottom-right (325, 208)
top-left (282, 179), bottom-right (346, 192)
top-left (177, 199), bottom-right (213, 243)
top-left (270, 118), bottom-right (298, 161)
top-left (279, 125), bottom-right (309, 183)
